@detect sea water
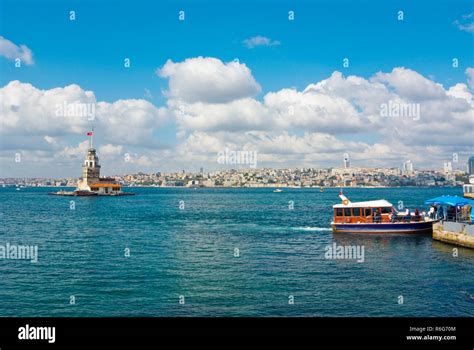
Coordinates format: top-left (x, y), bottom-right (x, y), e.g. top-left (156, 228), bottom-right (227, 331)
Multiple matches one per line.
top-left (0, 186), bottom-right (473, 316)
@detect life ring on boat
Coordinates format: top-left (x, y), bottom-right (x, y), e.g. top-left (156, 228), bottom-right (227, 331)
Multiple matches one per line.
top-left (342, 199), bottom-right (349, 206)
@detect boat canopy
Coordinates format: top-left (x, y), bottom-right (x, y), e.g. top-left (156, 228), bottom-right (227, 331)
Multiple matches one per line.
top-left (333, 199), bottom-right (393, 209)
top-left (424, 195), bottom-right (474, 207)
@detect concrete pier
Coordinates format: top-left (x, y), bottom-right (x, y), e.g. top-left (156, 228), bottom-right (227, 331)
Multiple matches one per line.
top-left (433, 222), bottom-right (474, 249)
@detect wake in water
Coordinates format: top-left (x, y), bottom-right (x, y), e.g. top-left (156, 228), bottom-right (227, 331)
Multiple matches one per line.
top-left (292, 226), bottom-right (332, 232)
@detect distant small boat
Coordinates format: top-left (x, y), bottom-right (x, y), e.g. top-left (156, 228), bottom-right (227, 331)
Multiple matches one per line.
top-left (331, 192), bottom-right (436, 234)
top-left (273, 189), bottom-right (283, 193)
top-left (463, 177), bottom-right (474, 199)
top-left (320, 186), bottom-right (325, 192)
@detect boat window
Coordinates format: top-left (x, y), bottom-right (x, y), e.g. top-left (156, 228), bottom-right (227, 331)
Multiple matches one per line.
top-left (344, 208), bottom-right (351, 217)
top-left (364, 208), bottom-right (371, 216)
top-left (381, 207), bottom-right (391, 214)
top-left (353, 208), bottom-right (361, 216)
top-left (336, 208), bottom-right (343, 216)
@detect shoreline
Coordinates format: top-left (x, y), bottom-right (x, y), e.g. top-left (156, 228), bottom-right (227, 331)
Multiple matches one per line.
top-left (1, 185), bottom-right (463, 189)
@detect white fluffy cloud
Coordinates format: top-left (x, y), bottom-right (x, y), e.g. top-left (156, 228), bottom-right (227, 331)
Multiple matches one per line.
top-left (243, 36), bottom-right (280, 48)
top-left (97, 99), bottom-right (168, 147)
top-left (163, 63), bottom-right (473, 170)
top-left (172, 130), bottom-right (398, 169)
top-left (57, 140), bottom-right (90, 159)
top-left (170, 97), bottom-right (273, 132)
top-left (0, 80), bottom-right (169, 177)
top-left (157, 57), bottom-right (261, 103)
top-left (454, 13), bottom-right (474, 33)
top-left (372, 67), bottom-right (446, 100)
top-left (0, 81), bottom-right (169, 153)
top-left (1, 81), bottom-right (94, 137)
top-left (99, 144), bottom-right (123, 157)
top-left (1, 58), bottom-right (473, 176)
top-left (170, 66), bottom-right (472, 138)
top-left (0, 36), bottom-right (34, 65)
top-left (264, 86), bottom-right (365, 133)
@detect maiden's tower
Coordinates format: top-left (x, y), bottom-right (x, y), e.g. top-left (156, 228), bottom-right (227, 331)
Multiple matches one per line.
top-left (51, 131), bottom-right (133, 196)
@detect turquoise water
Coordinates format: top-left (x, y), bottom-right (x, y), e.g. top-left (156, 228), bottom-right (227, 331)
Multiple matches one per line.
top-left (0, 186), bottom-right (473, 317)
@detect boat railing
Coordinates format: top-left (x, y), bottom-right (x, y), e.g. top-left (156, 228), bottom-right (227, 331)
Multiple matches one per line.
top-left (438, 212), bottom-right (472, 224)
top-left (389, 213), bottom-right (424, 223)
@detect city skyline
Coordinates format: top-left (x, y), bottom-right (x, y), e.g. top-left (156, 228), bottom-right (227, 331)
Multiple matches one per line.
top-left (2, 148), bottom-right (473, 181)
top-left (1, 0), bottom-right (473, 178)
top-left (2, 153), bottom-right (472, 189)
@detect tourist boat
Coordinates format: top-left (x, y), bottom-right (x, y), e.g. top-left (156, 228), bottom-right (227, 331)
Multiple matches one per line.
top-left (331, 192), bottom-right (436, 234)
top-left (463, 175), bottom-right (474, 199)
top-left (273, 189), bottom-right (283, 193)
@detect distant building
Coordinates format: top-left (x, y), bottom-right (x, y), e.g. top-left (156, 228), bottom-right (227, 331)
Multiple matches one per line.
top-left (402, 160), bottom-right (413, 176)
top-left (443, 161), bottom-right (452, 173)
top-left (343, 155), bottom-right (350, 169)
top-left (202, 179), bottom-right (215, 187)
top-left (468, 156), bottom-right (474, 175)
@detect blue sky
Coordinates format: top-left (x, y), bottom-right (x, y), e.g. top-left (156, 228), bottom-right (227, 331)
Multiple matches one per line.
top-left (0, 0), bottom-right (473, 177)
top-left (1, 0), bottom-right (472, 101)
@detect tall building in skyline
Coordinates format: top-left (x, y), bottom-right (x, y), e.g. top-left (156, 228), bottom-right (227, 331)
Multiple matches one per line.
top-left (343, 155), bottom-right (350, 169)
top-left (468, 156), bottom-right (474, 175)
top-left (443, 161), bottom-right (452, 174)
top-left (402, 160), bottom-right (414, 176)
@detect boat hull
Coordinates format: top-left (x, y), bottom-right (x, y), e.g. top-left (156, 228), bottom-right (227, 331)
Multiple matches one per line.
top-left (331, 221), bottom-right (434, 234)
